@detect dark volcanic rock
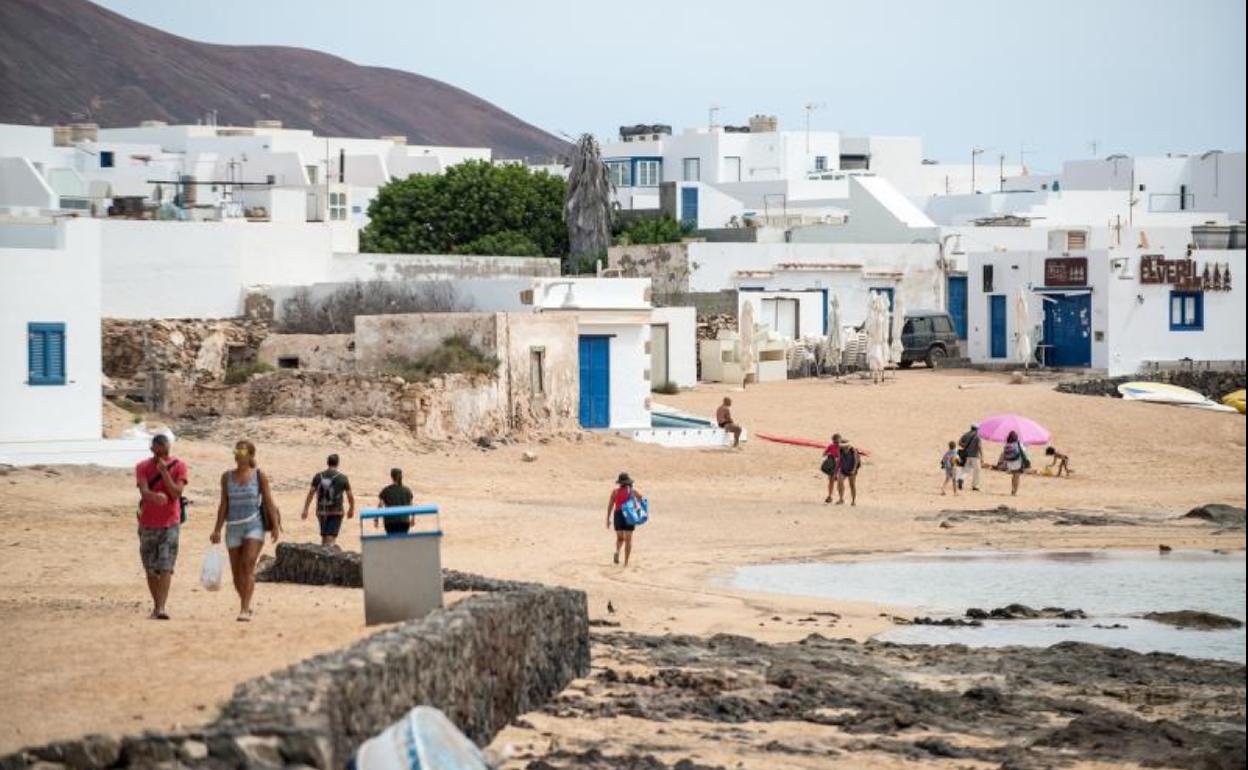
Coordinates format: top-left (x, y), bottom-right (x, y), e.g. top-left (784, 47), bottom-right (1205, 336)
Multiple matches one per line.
top-left (1036, 711), bottom-right (1246, 770)
top-left (1144, 610), bottom-right (1245, 630)
top-left (1184, 504), bottom-right (1247, 527)
top-left (525, 750), bottom-right (726, 770)
top-left (968, 604), bottom-right (1087, 620)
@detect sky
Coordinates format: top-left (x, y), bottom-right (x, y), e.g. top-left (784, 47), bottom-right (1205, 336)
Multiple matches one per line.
top-left (91, 0), bottom-right (1246, 173)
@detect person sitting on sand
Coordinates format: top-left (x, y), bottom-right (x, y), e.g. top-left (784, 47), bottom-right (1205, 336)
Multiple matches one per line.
top-left (1045, 447), bottom-right (1072, 477)
top-left (999, 430), bottom-right (1029, 496)
top-left (210, 440), bottom-right (281, 622)
top-left (716, 397), bottom-right (743, 448)
top-left (941, 440), bottom-right (960, 496)
top-left (821, 435), bottom-right (841, 503)
top-left (376, 468), bottom-right (414, 534)
top-left (301, 454), bottom-right (355, 547)
top-left (834, 434), bottom-right (861, 506)
top-left (607, 472), bottom-right (642, 567)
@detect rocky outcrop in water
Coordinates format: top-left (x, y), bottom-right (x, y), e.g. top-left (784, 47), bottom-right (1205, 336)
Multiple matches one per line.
top-left (966, 604), bottom-right (1087, 620)
top-left (1144, 611), bottom-right (1245, 630)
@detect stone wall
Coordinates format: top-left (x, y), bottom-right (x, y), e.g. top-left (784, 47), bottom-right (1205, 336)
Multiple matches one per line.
top-left (1056, 370), bottom-right (1246, 400)
top-left (162, 370), bottom-right (519, 442)
top-left (102, 319), bottom-right (271, 383)
top-left (256, 334), bottom-right (356, 374)
top-left (607, 243), bottom-right (693, 296)
top-left (0, 553), bottom-right (589, 770)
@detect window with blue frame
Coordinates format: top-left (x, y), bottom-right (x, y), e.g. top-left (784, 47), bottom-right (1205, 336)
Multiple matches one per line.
top-left (606, 161), bottom-right (632, 188)
top-left (1169, 291), bottom-right (1203, 331)
top-left (634, 159), bottom-right (662, 187)
top-left (814, 155), bottom-right (827, 172)
top-left (28, 323), bottom-right (67, 385)
top-left (99, 151), bottom-right (114, 168)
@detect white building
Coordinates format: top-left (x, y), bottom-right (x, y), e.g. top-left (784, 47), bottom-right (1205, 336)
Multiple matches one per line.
top-left (529, 278), bottom-right (655, 431)
top-left (0, 121), bottom-right (492, 229)
top-left (965, 225), bottom-right (1245, 375)
top-left (599, 118), bottom-right (1023, 226)
top-left (0, 217), bottom-right (146, 466)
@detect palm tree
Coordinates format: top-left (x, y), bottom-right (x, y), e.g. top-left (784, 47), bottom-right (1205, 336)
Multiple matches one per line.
top-left (564, 134), bottom-right (611, 272)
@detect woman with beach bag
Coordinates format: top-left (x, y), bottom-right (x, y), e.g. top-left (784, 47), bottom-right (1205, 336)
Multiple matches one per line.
top-left (606, 472), bottom-right (646, 568)
top-left (210, 440), bottom-right (282, 621)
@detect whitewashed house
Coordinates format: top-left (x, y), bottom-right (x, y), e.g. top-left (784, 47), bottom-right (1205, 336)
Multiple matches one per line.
top-left (966, 225), bottom-right (1245, 375)
top-left (0, 217), bottom-right (145, 466)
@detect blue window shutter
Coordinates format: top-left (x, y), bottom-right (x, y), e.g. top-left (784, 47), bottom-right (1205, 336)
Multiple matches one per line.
top-left (27, 323), bottom-right (67, 385)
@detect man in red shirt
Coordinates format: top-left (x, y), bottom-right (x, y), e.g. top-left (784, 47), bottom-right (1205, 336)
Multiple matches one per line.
top-left (135, 434), bottom-right (188, 620)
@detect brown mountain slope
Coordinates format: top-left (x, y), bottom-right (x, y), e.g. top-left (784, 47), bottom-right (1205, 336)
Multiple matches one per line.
top-left (0, 0), bottom-right (568, 161)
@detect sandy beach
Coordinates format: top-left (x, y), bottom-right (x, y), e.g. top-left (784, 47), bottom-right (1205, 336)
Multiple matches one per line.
top-left (1, 369), bottom-right (1244, 764)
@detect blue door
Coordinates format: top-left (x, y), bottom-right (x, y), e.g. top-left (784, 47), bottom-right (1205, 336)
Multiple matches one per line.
top-left (680, 186), bottom-right (699, 228)
top-left (578, 335), bottom-right (611, 428)
top-left (989, 295), bottom-right (1007, 359)
top-left (947, 276), bottom-right (968, 339)
top-left (1043, 294), bottom-right (1092, 367)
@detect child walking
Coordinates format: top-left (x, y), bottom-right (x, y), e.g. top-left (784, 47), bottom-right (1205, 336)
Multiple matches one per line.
top-left (940, 441), bottom-right (959, 496)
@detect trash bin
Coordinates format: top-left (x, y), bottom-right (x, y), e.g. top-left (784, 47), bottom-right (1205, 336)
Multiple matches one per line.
top-left (360, 504), bottom-right (443, 625)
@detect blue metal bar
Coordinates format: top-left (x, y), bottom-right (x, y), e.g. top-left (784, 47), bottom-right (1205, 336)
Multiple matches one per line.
top-left (361, 531), bottom-right (444, 541)
top-left (358, 504), bottom-right (439, 520)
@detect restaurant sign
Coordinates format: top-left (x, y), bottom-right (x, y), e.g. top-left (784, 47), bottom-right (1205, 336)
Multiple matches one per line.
top-left (1139, 255), bottom-right (1232, 291)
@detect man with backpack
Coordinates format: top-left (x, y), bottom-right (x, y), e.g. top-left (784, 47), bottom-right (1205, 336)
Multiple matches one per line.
top-left (957, 424), bottom-right (983, 492)
top-left (301, 454), bottom-right (355, 546)
top-left (135, 433), bottom-right (188, 620)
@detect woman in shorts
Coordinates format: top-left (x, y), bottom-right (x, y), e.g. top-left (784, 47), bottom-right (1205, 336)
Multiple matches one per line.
top-left (606, 472), bottom-right (642, 567)
top-left (999, 430), bottom-right (1028, 496)
top-left (211, 440), bottom-right (281, 621)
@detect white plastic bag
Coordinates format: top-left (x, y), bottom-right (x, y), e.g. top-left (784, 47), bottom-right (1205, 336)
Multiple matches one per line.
top-left (200, 548), bottom-right (224, 591)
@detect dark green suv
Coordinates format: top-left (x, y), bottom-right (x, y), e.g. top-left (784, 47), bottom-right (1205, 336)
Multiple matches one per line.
top-left (898, 310), bottom-right (960, 368)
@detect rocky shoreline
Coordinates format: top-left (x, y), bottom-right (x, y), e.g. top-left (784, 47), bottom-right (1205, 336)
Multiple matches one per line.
top-left (507, 631), bottom-right (1246, 770)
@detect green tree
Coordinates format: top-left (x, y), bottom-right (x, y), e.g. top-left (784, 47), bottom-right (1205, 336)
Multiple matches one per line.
top-left (360, 160), bottom-right (568, 258)
top-left (614, 216), bottom-right (692, 246)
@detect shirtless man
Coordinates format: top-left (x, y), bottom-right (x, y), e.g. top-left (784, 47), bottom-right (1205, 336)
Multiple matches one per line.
top-left (716, 397), bottom-right (743, 448)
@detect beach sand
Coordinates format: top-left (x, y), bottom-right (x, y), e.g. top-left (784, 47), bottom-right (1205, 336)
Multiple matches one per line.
top-left (1, 369), bottom-right (1244, 761)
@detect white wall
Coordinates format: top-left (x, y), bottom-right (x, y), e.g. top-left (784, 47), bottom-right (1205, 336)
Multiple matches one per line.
top-left (602, 322), bottom-right (650, 430)
top-left (0, 157), bottom-right (58, 209)
top-left (1104, 248), bottom-right (1246, 375)
top-left (738, 290), bottom-right (826, 340)
top-left (675, 181), bottom-right (745, 229)
top-left (0, 218), bottom-right (102, 443)
top-left (651, 306), bottom-right (697, 388)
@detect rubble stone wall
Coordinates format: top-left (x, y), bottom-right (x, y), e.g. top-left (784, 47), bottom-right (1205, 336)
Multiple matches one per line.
top-left (102, 319), bottom-right (271, 383)
top-left (0, 552), bottom-right (589, 770)
top-left (256, 334), bottom-right (356, 374)
top-left (1056, 370), bottom-right (1246, 400)
top-left (161, 369), bottom-right (529, 442)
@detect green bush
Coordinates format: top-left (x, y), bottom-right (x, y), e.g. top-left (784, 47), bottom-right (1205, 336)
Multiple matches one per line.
top-left (614, 217), bottom-right (694, 246)
top-left (455, 229), bottom-right (541, 257)
top-left (360, 160), bottom-right (567, 258)
top-left (382, 335), bottom-right (499, 382)
top-left (224, 361), bottom-right (275, 385)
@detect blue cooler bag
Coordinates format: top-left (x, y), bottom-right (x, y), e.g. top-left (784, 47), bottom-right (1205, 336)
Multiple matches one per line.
top-left (621, 495), bottom-right (650, 526)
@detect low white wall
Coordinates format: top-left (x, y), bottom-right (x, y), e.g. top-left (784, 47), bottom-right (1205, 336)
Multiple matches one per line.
top-left (328, 253), bottom-right (561, 282)
top-left (0, 218), bottom-right (102, 443)
top-left (651, 306), bottom-right (697, 388)
top-left (738, 290), bottom-right (826, 339)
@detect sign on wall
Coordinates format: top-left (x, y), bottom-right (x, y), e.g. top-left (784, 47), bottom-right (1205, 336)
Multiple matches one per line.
top-left (1045, 257), bottom-right (1088, 286)
top-left (1139, 255), bottom-right (1233, 292)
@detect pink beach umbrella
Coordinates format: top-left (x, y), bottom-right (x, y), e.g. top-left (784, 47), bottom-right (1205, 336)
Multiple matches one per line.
top-left (977, 413), bottom-right (1051, 446)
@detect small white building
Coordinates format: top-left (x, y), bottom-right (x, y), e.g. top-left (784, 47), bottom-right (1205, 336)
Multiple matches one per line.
top-left (529, 278), bottom-right (655, 431)
top-left (0, 217), bottom-right (145, 466)
top-left (966, 226), bottom-right (1245, 375)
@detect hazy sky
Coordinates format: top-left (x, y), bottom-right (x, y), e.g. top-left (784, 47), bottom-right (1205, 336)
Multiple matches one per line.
top-left (91, 0), bottom-right (1245, 172)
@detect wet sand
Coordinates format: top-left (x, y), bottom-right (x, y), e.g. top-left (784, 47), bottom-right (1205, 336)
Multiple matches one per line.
top-left (1, 370), bottom-right (1244, 762)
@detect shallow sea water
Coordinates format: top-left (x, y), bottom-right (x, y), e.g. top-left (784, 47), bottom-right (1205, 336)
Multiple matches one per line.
top-left (731, 550), bottom-right (1246, 662)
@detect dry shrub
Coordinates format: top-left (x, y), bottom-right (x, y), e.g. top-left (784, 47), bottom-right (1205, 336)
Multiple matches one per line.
top-left (382, 335), bottom-right (498, 382)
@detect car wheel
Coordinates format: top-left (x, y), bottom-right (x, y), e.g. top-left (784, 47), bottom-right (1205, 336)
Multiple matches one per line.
top-left (898, 360), bottom-right (914, 369)
top-left (926, 346), bottom-right (947, 368)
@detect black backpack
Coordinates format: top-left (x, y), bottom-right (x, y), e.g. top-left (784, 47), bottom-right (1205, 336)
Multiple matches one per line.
top-left (316, 470), bottom-right (344, 512)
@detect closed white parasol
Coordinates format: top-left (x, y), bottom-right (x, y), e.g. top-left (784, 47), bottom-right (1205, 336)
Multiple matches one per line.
top-left (866, 292), bottom-right (889, 382)
top-left (1015, 286), bottom-right (1032, 369)
top-left (825, 293), bottom-right (843, 373)
top-left (889, 294), bottom-right (906, 368)
top-left (738, 300), bottom-right (757, 386)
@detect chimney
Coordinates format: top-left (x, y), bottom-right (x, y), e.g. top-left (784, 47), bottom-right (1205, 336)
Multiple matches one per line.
top-left (69, 122), bottom-right (99, 142)
top-left (748, 114), bottom-right (778, 133)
